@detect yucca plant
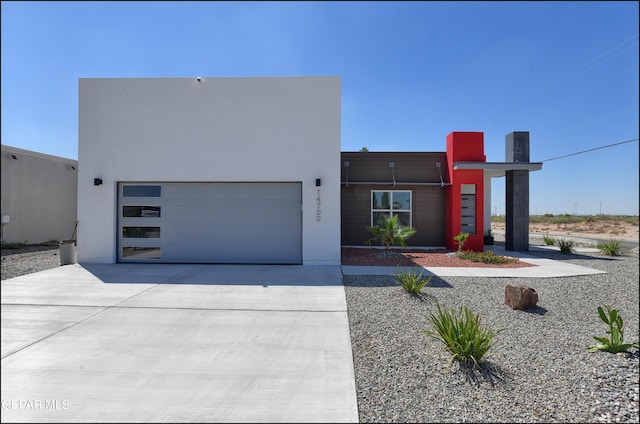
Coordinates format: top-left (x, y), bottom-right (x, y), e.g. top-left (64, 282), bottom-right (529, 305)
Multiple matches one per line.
top-left (597, 239), bottom-right (623, 256)
top-left (589, 305), bottom-right (639, 354)
top-left (424, 302), bottom-right (500, 373)
top-left (556, 238), bottom-right (574, 254)
top-left (394, 267), bottom-right (432, 295)
top-left (366, 215), bottom-right (417, 250)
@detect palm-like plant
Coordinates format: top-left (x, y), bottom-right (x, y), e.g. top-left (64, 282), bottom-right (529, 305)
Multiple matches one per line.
top-left (366, 215), bottom-right (417, 249)
top-left (453, 232), bottom-right (469, 253)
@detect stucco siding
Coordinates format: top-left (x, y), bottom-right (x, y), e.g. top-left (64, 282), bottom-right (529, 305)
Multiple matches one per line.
top-left (77, 77), bottom-right (341, 264)
top-left (1, 145), bottom-right (78, 244)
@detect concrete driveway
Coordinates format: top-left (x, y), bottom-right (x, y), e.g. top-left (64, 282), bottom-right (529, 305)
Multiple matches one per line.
top-left (1, 264), bottom-right (359, 423)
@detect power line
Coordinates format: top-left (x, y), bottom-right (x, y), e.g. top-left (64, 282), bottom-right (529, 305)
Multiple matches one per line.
top-left (555, 33), bottom-right (639, 85)
top-left (540, 138), bottom-right (639, 162)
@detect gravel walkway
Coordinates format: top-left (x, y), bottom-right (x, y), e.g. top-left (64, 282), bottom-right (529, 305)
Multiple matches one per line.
top-left (2, 244), bottom-right (638, 423)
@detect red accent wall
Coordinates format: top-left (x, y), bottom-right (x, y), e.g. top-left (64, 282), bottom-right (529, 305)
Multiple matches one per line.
top-left (445, 132), bottom-right (486, 252)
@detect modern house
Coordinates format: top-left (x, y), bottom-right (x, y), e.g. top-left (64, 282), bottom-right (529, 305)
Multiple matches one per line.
top-left (77, 76), bottom-right (541, 265)
top-left (1, 145), bottom-right (78, 244)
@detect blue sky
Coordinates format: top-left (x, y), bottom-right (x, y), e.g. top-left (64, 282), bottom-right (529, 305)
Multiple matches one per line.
top-left (2, 1), bottom-right (638, 215)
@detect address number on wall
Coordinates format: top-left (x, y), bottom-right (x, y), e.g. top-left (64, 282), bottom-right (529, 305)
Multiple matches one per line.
top-left (316, 188), bottom-right (321, 221)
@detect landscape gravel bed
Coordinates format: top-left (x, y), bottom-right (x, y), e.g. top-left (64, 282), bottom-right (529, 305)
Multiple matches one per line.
top-left (344, 249), bottom-right (639, 423)
top-left (1, 243), bottom-right (60, 280)
top-left (2, 244), bottom-right (638, 423)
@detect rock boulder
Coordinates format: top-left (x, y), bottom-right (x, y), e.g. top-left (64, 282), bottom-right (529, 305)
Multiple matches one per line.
top-left (505, 285), bottom-right (539, 310)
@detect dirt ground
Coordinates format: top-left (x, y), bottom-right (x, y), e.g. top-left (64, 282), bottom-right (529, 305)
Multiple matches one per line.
top-left (491, 219), bottom-right (639, 241)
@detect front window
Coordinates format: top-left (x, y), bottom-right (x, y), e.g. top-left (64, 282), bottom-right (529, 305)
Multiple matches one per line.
top-left (371, 190), bottom-right (412, 227)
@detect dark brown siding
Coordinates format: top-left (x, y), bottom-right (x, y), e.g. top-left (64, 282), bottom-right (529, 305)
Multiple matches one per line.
top-left (341, 152), bottom-right (450, 184)
top-left (341, 185), bottom-right (446, 246)
top-left (341, 151), bottom-right (448, 247)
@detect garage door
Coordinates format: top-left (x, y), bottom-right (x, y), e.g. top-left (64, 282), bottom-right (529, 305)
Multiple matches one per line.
top-left (118, 182), bottom-right (302, 264)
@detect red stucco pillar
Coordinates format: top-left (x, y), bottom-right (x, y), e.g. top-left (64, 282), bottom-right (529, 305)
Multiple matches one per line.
top-left (445, 132), bottom-right (486, 252)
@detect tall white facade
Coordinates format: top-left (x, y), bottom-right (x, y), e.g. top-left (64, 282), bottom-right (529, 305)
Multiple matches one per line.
top-left (77, 77), bottom-right (341, 265)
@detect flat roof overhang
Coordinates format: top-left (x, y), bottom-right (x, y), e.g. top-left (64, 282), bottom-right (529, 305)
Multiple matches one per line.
top-left (453, 162), bottom-right (543, 178)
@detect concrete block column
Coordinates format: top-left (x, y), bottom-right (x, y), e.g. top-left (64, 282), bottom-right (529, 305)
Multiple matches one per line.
top-left (505, 132), bottom-right (530, 251)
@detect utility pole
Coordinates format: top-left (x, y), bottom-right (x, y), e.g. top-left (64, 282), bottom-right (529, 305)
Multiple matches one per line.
top-left (598, 202), bottom-right (602, 215)
top-left (573, 203), bottom-right (578, 216)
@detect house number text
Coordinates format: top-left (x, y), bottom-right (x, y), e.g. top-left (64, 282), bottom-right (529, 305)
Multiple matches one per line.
top-left (316, 189), bottom-right (321, 221)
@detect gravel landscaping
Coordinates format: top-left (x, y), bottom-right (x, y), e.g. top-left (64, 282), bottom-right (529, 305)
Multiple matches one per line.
top-left (2, 243), bottom-right (638, 423)
top-left (344, 248), bottom-right (639, 423)
top-left (1, 242), bottom-right (61, 280)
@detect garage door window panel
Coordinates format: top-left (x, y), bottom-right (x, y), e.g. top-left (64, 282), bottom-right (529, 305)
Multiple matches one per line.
top-left (123, 206), bottom-right (161, 218)
top-left (122, 185), bottom-right (161, 197)
top-left (122, 247), bottom-right (161, 259)
top-left (122, 227), bottom-right (161, 238)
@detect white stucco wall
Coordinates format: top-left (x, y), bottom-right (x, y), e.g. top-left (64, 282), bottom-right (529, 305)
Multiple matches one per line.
top-left (77, 76), bottom-right (341, 265)
top-left (1, 145), bottom-right (78, 244)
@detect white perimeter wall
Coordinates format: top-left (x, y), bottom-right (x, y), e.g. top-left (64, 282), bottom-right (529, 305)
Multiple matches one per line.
top-left (1, 145), bottom-right (78, 244)
top-left (78, 77), bottom-right (341, 265)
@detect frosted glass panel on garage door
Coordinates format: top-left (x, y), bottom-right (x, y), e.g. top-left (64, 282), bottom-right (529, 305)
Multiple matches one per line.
top-left (118, 182), bottom-right (302, 264)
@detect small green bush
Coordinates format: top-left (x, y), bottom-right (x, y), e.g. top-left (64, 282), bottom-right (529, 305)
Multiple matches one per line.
top-left (542, 234), bottom-right (556, 246)
top-left (589, 305), bottom-right (639, 354)
top-left (556, 238), bottom-right (574, 254)
top-left (457, 250), bottom-right (519, 264)
top-left (597, 239), bottom-right (623, 256)
top-left (394, 267), bottom-right (432, 295)
top-left (424, 302), bottom-right (500, 374)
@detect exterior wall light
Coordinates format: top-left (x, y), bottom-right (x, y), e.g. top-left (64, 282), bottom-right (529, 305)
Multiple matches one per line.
top-left (316, 178), bottom-right (321, 187)
top-left (94, 178), bottom-right (103, 186)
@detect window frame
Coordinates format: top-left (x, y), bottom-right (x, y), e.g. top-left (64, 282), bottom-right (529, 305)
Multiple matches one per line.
top-left (371, 190), bottom-right (412, 227)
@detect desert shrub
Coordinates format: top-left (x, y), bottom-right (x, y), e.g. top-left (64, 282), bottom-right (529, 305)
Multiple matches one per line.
top-left (366, 215), bottom-right (416, 249)
top-left (457, 250), bottom-right (519, 264)
top-left (394, 267), bottom-right (432, 295)
top-left (425, 302), bottom-right (500, 373)
top-left (597, 239), bottom-right (624, 256)
top-left (543, 234), bottom-right (556, 246)
top-left (556, 238), bottom-right (574, 254)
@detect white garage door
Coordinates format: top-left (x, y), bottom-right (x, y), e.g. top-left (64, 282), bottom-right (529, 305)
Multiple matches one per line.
top-left (118, 182), bottom-right (302, 264)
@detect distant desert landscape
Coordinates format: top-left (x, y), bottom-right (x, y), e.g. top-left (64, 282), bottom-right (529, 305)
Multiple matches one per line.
top-left (491, 219), bottom-right (639, 241)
